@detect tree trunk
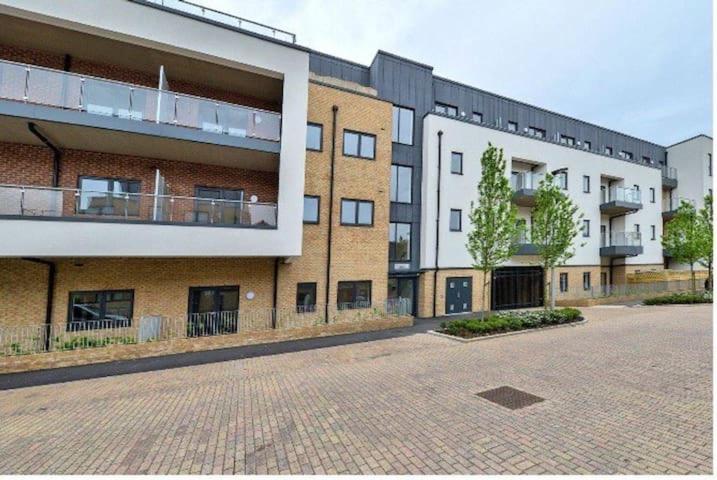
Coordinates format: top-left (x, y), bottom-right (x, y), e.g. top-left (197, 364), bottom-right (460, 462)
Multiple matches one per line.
top-left (690, 263), bottom-right (696, 293)
top-left (550, 267), bottom-right (557, 310)
top-left (481, 274), bottom-right (489, 321)
top-left (543, 266), bottom-right (549, 310)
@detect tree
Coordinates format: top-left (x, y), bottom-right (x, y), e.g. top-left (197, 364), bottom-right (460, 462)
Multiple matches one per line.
top-left (531, 173), bottom-right (584, 310)
top-left (466, 143), bottom-right (522, 319)
top-left (662, 199), bottom-right (704, 292)
top-left (697, 194), bottom-right (713, 291)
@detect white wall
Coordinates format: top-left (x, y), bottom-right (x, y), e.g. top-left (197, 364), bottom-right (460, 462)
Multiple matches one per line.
top-left (0, 0), bottom-right (309, 257)
top-left (421, 114), bottom-right (664, 269)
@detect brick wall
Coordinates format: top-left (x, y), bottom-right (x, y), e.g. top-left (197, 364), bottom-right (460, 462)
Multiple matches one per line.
top-left (0, 44), bottom-right (278, 111)
top-left (418, 268), bottom-right (490, 318)
top-left (275, 82), bottom-right (392, 313)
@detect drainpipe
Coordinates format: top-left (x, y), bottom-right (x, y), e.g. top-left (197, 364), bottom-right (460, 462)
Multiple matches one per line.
top-left (28, 123), bottom-right (62, 187)
top-left (324, 105), bottom-right (339, 323)
top-left (432, 130), bottom-right (443, 318)
top-left (271, 258), bottom-right (279, 329)
top-left (22, 258), bottom-right (55, 352)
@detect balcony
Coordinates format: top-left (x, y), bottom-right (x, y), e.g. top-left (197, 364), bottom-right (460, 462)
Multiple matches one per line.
top-left (0, 184), bottom-right (277, 228)
top-left (514, 230), bottom-right (539, 255)
top-left (661, 165), bottom-right (678, 189)
top-left (510, 172), bottom-right (541, 207)
top-left (600, 231), bottom-right (643, 257)
top-left (600, 186), bottom-right (642, 216)
top-left (662, 197), bottom-right (695, 221)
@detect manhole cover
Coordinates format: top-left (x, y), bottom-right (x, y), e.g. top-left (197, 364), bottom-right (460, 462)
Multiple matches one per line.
top-left (476, 386), bottom-right (544, 410)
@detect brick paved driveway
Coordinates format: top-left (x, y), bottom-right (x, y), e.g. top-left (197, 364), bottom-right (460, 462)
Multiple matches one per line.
top-left (0, 305), bottom-right (712, 474)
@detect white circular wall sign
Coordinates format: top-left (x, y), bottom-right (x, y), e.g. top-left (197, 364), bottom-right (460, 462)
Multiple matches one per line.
top-left (246, 291), bottom-right (255, 300)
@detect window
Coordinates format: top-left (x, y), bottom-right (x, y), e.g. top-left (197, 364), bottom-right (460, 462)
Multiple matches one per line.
top-left (582, 272), bottom-right (591, 291)
top-left (390, 165), bottom-right (412, 203)
top-left (584, 140), bottom-right (592, 150)
top-left (340, 199), bottom-right (373, 226)
top-left (392, 105), bottom-right (414, 145)
top-left (620, 151), bottom-right (633, 160)
top-left (303, 195), bottom-right (320, 224)
top-left (451, 152), bottom-right (463, 174)
top-left (77, 177), bottom-right (141, 216)
top-left (435, 103), bottom-right (457, 116)
top-left (449, 209), bottom-right (462, 231)
top-left (306, 123), bottom-right (322, 151)
top-left (192, 186), bottom-right (245, 224)
top-left (187, 286), bottom-right (239, 336)
top-left (507, 121), bottom-right (518, 132)
top-left (296, 283), bottom-right (317, 313)
top-left (642, 156), bottom-right (652, 165)
top-left (582, 219), bottom-right (590, 237)
top-left (560, 134), bottom-right (575, 146)
top-left (582, 175), bottom-right (590, 193)
top-left (389, 223), bottom-right (411, 261)
top-left (528, 126), bottom-right (546, 139)
top-left (605, 146), bottom-right (613, 155)
top-left (649, 187), bottom-right (655, 203)
top-left (635, 224), bottom-right (641, 234)
top-left (472, 112), bottom-right (483, 123)
top-left (388, 278), bottom-right (415, 315)
top-left (559, 273), bottom-right (568, 293)
top-left (709, 153), bottom-right (712, 176)
top-left (343, 130), bottom-right (376, 159)
top-left (68, 290), bottom-right (133, 330)
top-left (553, 169), bottom-right (568, 190)
top-left (337, 281), bottom-right (371, 309)
top-left (651, 225), bottom-right (656, 240)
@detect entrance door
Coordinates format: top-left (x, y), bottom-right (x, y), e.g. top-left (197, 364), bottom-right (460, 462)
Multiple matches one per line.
top-left (188, 286), bottom-right (240, 337)
top-left (491, 267), bottom-right (543, 310)
top-left (388, 277), bottom-right (416, 315)
top-left (445, 277), bottom-right (472, 314)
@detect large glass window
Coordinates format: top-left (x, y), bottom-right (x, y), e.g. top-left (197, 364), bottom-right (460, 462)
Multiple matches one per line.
top-left (337, 281), bottom-right (372, 309)
top-left (392, 106), bottom-right (414, 145)
top-left (390, 165), bottom-right (412, 203)
top-left (78, 177), bottom-right (141, 216)
top-left (303, 195), bottom-right (320, 224)
top-left (451, 152), bottom-right (463, 174)
top-left (68, 290), bottom-right (133, 330)
top-left (389, 222), bottom-right (411, 261)
top-left (296, 282), bottom-right (317, 313)
top-left (341, 199), bottom-right (373, 226)
top-left (306, 123), bottom-right (323, 151)
top-left (194, 186), bottom-right (244, 225)
top-left (343, 130), bottom-right (375, 159)
top-left (388, 277), bottom-right (415, 315)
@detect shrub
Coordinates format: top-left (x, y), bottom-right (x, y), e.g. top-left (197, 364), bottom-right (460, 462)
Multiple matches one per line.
top-left (643, 291), bottom-right (712, 305)
top-left (439, 308), bottom-right (582, 338)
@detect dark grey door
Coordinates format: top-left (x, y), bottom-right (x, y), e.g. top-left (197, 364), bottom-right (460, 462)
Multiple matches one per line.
top-left (445, 277), bottom-right (472, 314)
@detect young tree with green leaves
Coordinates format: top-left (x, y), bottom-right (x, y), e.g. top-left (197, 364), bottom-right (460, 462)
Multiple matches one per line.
top-left (662, 199), bottom-right (704, 292)
top-left (531, 173), bottom-right (584, 310)
top-left (466, 143), bottom-right (522, 320)
top-left (697, 194), bottom-right (713, 290)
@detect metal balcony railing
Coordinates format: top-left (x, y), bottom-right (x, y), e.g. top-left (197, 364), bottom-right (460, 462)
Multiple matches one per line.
top-left (601, 186), bottom-right (642, 204)
top-left (0, 184), bottom-right (278, 228)
top-left (0, 59), bottom-right (281, 141)
top-left (600, 231), bottom-right (642, 248)
top-left (143, 0), bottom-right (297, 43)
top-left (661, 165), bottom-right (678, 180)
top-left (663, 196), bottom-right (695, 212)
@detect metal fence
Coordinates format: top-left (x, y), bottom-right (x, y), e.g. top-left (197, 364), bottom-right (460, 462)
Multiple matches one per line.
top-left (556, 279), bottom-right (697, 300)
top-left (0, 300), bottom-right (410, 357)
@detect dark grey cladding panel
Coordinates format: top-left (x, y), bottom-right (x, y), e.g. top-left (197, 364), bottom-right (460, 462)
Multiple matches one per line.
top-left (309, 52), bottom-right (370, 86)
top-left (433, 77), bottom-right (666, 166)
top-left (390, 202), bottom-right (421, 223)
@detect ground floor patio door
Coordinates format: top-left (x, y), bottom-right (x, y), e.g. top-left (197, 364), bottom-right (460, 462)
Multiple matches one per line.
top-left (491, 267), bottom-right (544, 310)
top-left (187, 286), bottom-right (240, 337)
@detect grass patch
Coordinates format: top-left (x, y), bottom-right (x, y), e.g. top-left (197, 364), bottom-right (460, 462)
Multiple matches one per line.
top-left (643, 291), bottom-right (712, 305)
top-left (438, 308), bottom-right (582, 339)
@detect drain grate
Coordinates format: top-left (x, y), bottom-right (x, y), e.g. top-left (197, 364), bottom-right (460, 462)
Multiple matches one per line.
top-left (476, 386), bottom-right (544, 410)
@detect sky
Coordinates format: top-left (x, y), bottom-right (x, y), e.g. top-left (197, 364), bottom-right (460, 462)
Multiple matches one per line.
top-left (196, 0), bottom-right (712, 146)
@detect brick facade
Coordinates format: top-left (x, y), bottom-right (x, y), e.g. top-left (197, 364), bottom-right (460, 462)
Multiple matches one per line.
top-left (275, 82), bottom-right (392, 312)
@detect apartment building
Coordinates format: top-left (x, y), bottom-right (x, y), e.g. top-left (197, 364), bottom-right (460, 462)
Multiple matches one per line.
top-left (0, 0), bottom-right (710, 350)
